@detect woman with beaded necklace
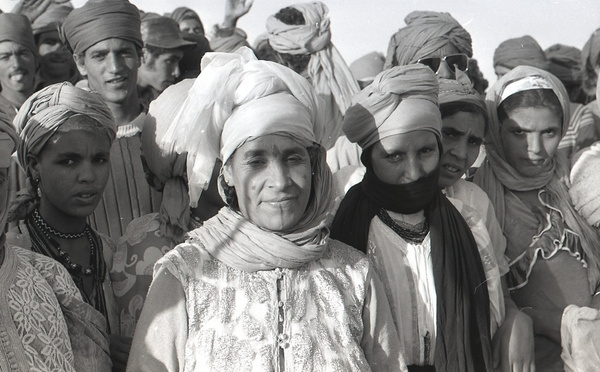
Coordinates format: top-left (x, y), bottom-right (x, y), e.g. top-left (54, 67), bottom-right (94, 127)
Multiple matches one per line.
top-left (6, 82), bottom-right (119, 336)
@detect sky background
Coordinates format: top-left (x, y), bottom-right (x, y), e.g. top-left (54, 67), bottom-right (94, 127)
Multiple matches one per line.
top-left (1, 0), bottom-right (599, 90)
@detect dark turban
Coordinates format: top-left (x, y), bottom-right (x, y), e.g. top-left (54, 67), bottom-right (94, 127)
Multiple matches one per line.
top-left (493, 35), bottom-right (549, 71)
top-left (0, 13), bottom-right (37, 55)
top-left (384, 11), bottom-right (472, 70)
top-left (581, 28), bottom-right (600, 96)
top-left (62, 0), bottom-right (142, 55)
top-left (32, 5), bottom-right (73, 35)
top-left (545, 44), bottom-right (582, 87)
top-left (168, 7), bottom-right (204, 35)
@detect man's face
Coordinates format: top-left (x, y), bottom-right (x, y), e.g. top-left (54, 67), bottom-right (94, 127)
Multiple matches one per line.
top-left (139, 48), bottom-right (183, 92)
top-left (0, 41), bottom-right (36, 95)
top-left (74, 38), bottom-right (140, 104)
top-left (37, 30), bottom-right (73, 78)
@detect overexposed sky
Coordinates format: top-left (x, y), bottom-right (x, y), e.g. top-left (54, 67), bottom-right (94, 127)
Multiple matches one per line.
top-left (1, 0), bottom-right (599, 88)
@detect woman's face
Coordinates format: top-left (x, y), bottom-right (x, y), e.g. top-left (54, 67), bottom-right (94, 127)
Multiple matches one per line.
top-left (30, 118), bottom-right (111, 221)
top-left (500, 106), bottom-right (562, 177)
top-left (223, 134), bottom-right (312, 232)
top-left (370, 130), bottom-right (440, 185)
top-left (439, 111), bottom-right (485, 188)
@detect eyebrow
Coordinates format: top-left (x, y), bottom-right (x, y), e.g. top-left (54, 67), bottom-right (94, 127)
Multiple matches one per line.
top-left (443, 127), bottom-right (467, 136)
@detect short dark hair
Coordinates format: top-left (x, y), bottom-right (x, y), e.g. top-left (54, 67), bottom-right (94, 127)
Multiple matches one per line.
top-left (497, 89), bottom-right (563, 124)
top-left (440, 101), bottom-right (488, 134)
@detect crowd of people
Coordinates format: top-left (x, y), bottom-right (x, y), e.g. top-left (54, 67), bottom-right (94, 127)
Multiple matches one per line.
top-left (1, 0), bottom-right (600, 371)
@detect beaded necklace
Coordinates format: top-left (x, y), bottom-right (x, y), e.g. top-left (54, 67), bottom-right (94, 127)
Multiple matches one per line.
top-left (31, 208), bottom-right (95, 276)
top-left (377, 208), bottom-right (429, 244)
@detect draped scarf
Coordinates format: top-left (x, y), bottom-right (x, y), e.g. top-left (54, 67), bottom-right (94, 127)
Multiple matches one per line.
top-left (266, 1), bottom-right (359, 114)
top-left (330, 166), bottom-right (492, 372)
top-left (474, 66), bottom-right (600, 292)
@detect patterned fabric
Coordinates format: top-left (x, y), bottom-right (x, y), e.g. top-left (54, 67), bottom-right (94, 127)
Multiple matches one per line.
top-left (6, 222), bottom-right (120, 336)
top-left (366, 197), bottom-right (504, 366)
top-left (557, 102), bottom-right (600, 162)
top-left (127, 239), bottom-right (407, 372)
top-left (0, 244), bottom-right (111, 372)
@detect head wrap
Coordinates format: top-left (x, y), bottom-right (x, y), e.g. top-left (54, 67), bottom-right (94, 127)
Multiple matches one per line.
top-left (438, 75), bottom-right (488, 129)
top-left (343, 63), bottom-right (441, 149)
top-left (141, 16), bottom-right (194, 49)
top-left (266, 1), bottom-right (359, 113)
top-left (156, 46), bottom-right (333, 272)
top-left (581, 28), bottom-right (600, 97)
top-left (384, 11), bottom-right (472, 70)
top-left (31, 5), bottom-right (73, 35)
top-left (475, 65), bottom-right (600, 291)
top-left (545, 43), bottom-right (582, 87)
top-left (62, 0), bottom-right (142, 55)
top-left (0, 112), bottom-right (18, 243)
top-left (168, 7), bottom-right (203, 34)
top-left (349, 51), bottom-right (385, 84)
top-left (7, 82), bottom-right (115, 222)
top-left (493, 35), bottom-right (549, 71)
top-left (0, 13), bottom-right (37, 56)
top-left (332, 63), bottom-right (492, 372)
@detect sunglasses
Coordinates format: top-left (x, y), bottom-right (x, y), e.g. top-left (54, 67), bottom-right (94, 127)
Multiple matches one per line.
top-left (417, 53), bottom-right (469, 73)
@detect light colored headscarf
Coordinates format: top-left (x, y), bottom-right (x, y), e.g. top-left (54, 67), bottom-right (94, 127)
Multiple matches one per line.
top-left (266, 1), bottom-right (359, 114)
top-left (8, 82), bottom-right (116, 222)
top-left (343, 63), bottom-right (442, 149)
top-left (349, 51), bottom-right (385, 85)
top-left (62, 0), bottom-right (142, 55)
top-left (475, 66), bottom-right (600, 291)
top-left (384, 10), bottom-right (472, 70)
top-left (154, 47), bottom-right (334, 272)
top-left (493, 35), bottom-right (549, 71)
top-left (581, 28), bottom-right (600, 97)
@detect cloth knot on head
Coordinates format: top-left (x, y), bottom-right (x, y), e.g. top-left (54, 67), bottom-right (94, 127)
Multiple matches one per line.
top-left (343, 63), bottom-right (442, 149)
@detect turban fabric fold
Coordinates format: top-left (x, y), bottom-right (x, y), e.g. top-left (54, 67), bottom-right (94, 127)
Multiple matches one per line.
top-left (438, 75), bottom-right (488, 128)
top-left (0, 13), bottom-right (37, 55)
top-left (266, 1), bottom-right (359, 114)
top-left (168, 6), bottom-right (203, 34)
top-left (493, 35), bottom-right (549, 71)
top-left (545, 44), bottom-right (583, 87)
top-left (343, 64), bottom-right (442, 149)
top-left (32, 5), bottom-right (73, 35)
top-left (62, 0), bottom-right (142, 55)
top-left (384, 11), bottom-right (472, 69)
top-left (14, 82), bottom-right (116, 173)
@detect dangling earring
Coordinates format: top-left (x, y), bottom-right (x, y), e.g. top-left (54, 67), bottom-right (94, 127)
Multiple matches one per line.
top-left (36, 178), bottom-right (42, 198)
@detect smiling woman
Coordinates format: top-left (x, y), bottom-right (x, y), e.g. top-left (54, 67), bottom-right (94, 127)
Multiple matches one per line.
top-left (127, 47), bottom-right (406, 372)
top-left (6, 82), bottom-right (120, 347)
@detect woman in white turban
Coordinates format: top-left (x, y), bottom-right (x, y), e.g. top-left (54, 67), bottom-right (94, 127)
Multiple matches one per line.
top-left (127, 47), bottom-right (405, 372)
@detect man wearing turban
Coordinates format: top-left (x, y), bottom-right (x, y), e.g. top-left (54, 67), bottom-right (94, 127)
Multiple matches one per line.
top-left (62, 0), bottom-right (162, 238)
top-left (493, 35), bottom-right (549, 79)
top-left (0, 13), bottom-right (38, 120)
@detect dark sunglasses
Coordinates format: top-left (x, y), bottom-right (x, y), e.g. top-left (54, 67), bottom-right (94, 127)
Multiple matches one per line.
top-left (417, 53), bottom-right (469, 73)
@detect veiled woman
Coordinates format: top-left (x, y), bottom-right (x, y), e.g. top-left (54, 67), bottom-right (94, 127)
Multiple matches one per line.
top-left (127, 47), bottom-right (405, 372)
top-left (331, 64), bottom-right (505, 372)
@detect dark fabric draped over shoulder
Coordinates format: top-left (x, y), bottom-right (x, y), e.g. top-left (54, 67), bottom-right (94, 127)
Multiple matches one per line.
top-left (331, 179), bottom-right (493, 372)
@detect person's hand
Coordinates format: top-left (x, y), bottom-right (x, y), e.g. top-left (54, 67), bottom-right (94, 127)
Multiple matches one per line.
top-left (492, 308), bottom-right (535, 372)
top-left (11, 0), bottom-right (52, 21)
top-left (222, 0), bottom-right (254, 28)
top-left (110, 334), bottom-right (132, 372)
top-left (570, 142), bottom-right (600, 227)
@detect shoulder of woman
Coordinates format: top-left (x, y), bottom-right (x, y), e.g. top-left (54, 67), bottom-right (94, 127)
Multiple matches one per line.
top-left (324, 238), bottom-right (370, 268)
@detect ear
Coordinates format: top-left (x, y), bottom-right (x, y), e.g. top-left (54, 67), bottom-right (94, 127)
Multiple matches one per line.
top-left (73, 53), bottom-right (87, 77)
top-left (222, 163), bottom-right (234, 187)
top-left (27, 154), bottom-right (41, 182)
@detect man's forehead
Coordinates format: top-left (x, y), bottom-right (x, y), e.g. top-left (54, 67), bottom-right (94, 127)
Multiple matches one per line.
top-left (85, 38), bottom-right (138, 53)
top-left (0, 40), bottom-right (31, 53)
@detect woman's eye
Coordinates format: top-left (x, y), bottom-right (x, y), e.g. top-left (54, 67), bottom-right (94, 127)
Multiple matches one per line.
top-left (543, 129), bottom-right (557, 137)
top-left (386, 153), bottom-right (402, 162)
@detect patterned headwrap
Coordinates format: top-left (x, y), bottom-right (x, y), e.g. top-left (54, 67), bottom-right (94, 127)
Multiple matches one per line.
top-left (62, 0), bottom-right (142, 55)
top-left (8, 82), bottom-right (116, 222)
top-left (581, 28), bottom-right (600, 97)
top-left (266, 1), bottom-right (359, 114)
top-left (343, 64), bottom-right (441, 149)
top-left (438, 75), bottom-right (488, 130)
top-left (32, 5), bottom-right (73, 35)
top-left (493, 35), bottom-right (549, 71)
top-left (545, 43), bottom-right (582, 87)
top-left (384, 11), bottom-right (472, 69)
top-left (0, 13), bottom-right (37, 56)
